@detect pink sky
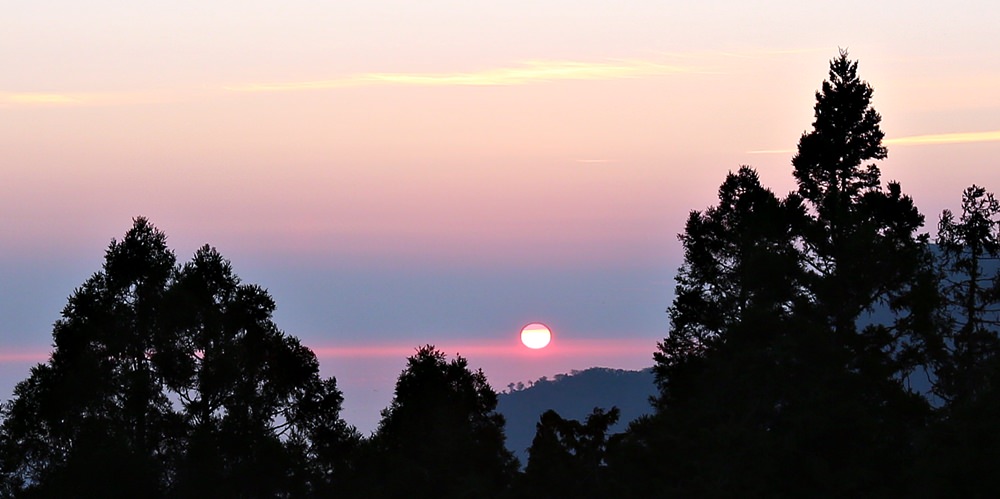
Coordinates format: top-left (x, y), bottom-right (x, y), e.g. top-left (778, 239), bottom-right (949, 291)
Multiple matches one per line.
top-left (4, 47), bottom-right (999, 263)
top-left (3, 1), bottom-right (999, 431)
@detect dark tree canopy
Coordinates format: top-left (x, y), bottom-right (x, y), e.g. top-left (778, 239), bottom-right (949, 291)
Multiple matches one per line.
top-left (0, 218), bottom-right (357, 497)
top-left (654, 166), bottom-right (803, 408)
top-left (644, 52), bottom-right (934, 496)
top-left (517, 407), bottom-right (620, 499)
top-left (792, 51), bottom-right (886, 205)
top-left (361, 345), bottom-right (517, 499)
top-left (0, 218), bottom-right (179, 497)
top-left (791, 51), bottom-right (930, 375)
top-left (933, 185), bottom-right (1000, 405)
top-left (912, 185), bottom-right (1000, 497)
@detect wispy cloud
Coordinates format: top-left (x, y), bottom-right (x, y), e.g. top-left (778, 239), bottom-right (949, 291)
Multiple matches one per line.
top-left (0, 90), bottom-right (177, 108)
top-left (747, 130), bottom-right (1000, 154)
top-left (227, 59), bottom-right (703, 93)
top-left (0, 350), bottom-right (49, 363)
top-left (0, 52), bottom-right (763, 104)
top-left (0, 92), bottom-right (90, 107)
top-left (884, 130), bottom-right (1000, 146)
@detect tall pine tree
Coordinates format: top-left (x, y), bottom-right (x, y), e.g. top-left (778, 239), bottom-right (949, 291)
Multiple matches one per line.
top-left (638, 52), bottom-right (933, 496)
top-left (791, 51), bottom-right (930, 380)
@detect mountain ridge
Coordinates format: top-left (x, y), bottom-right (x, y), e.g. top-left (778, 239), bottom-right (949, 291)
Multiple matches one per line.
top-left (496, 366), bottom-right (657, 463)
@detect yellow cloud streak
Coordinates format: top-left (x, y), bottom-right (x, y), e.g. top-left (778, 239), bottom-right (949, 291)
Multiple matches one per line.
top-left (748, 130), bottom-right (1000, 154)
top-left (0, 91), bottom-right (177, 108)
top-left (228, 59), bottom-right (701, 92)
top-left (884, 130), bottom-right (1000, 146)
top-left (0, 92), bottom-right (87, 106)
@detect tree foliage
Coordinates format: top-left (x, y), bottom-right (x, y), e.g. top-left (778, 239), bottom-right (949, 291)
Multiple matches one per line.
top-left (912, 185), bottom-right (1000, 497)
top-left (791, 51), bottom-right (930, 374)
top-left (361, 345), bottom-right (517, 499)
top-left (0, 218), bottom-right (357, 497)
top-left (932, 185), bottom-right (1000, 405)
top-left (517, 407), bottom-right (619, 499)
top-left (654, 166), bottom-right (803, 407)
top-left (645, 51), bottom-right (933, 496)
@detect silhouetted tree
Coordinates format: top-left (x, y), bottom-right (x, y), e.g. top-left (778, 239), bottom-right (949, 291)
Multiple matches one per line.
top-left (654, 166), bottom-right (803, 409)
top-left (362, 346), bottom-right (517, 499)
top-left (791, 50), bottom-right (931, 381)
top-left (784, 49), bottom-right (933, 492)
top-left (0, 218), bottom-right (178, 497)
top-left (0, 218), bottom-right (356, 497)
top-left (163, 244), bottom-right (362, 496)
top-left (517, 407), bottom-right (619, 499)
top-left (931, 185), bottom-right (1000, 404)
top-left (914, 185), bottom-right (1000, 497)
top-left (285, 376), bottom-right (362, 495)
top-left (638, 167), bottom-right (821, 496)
top-left (638, 52), bottom-right (933, 496)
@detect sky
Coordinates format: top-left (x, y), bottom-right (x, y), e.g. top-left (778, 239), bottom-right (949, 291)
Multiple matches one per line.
top-left (3, 1), bottom-right (1000, 433)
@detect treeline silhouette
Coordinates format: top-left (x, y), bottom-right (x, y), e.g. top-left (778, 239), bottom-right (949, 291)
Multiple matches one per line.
top-left (3, 51), bottom-right (1000, 497)
top-left (498, 367), bottom-right (656, 464)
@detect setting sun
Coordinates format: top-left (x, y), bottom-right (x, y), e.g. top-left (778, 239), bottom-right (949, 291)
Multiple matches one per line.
top-left (520, 323), bottom-right (552, 349)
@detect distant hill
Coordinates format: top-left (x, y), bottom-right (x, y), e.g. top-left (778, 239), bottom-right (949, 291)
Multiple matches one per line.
top-left (496, 367), bottom-right (657, 464)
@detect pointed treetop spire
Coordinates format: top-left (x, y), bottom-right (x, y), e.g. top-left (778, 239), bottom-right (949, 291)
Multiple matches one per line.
top-left (792, 50), bottom-right (886, 204)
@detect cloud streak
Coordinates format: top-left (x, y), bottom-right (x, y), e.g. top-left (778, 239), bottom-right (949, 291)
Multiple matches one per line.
top-left (0, 339), bottom-right (655, 365)
top-left (0, 92), bottom-right (91, 107)
top-left (0, 351), bottom-right (49, 363)
top-left (0, 90), bottom-right (179, 108)
top-left (0, 53), bottom-right (767, 104)
top-left (884, 130), bottom-right (1000, 146)
top-left (309, 338), bottom-right (656, 359)
top-left (748, 130), bottom-right (1000, 154)
top-left (227, 59), bottom-right (702, 92)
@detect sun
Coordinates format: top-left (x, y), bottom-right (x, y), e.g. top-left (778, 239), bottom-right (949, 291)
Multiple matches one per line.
top-left (520, 323), bottom-right (552, 349)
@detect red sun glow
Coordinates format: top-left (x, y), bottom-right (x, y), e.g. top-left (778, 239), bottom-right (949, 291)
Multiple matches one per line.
top-left (520, 323), bottom-right (552, 349)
